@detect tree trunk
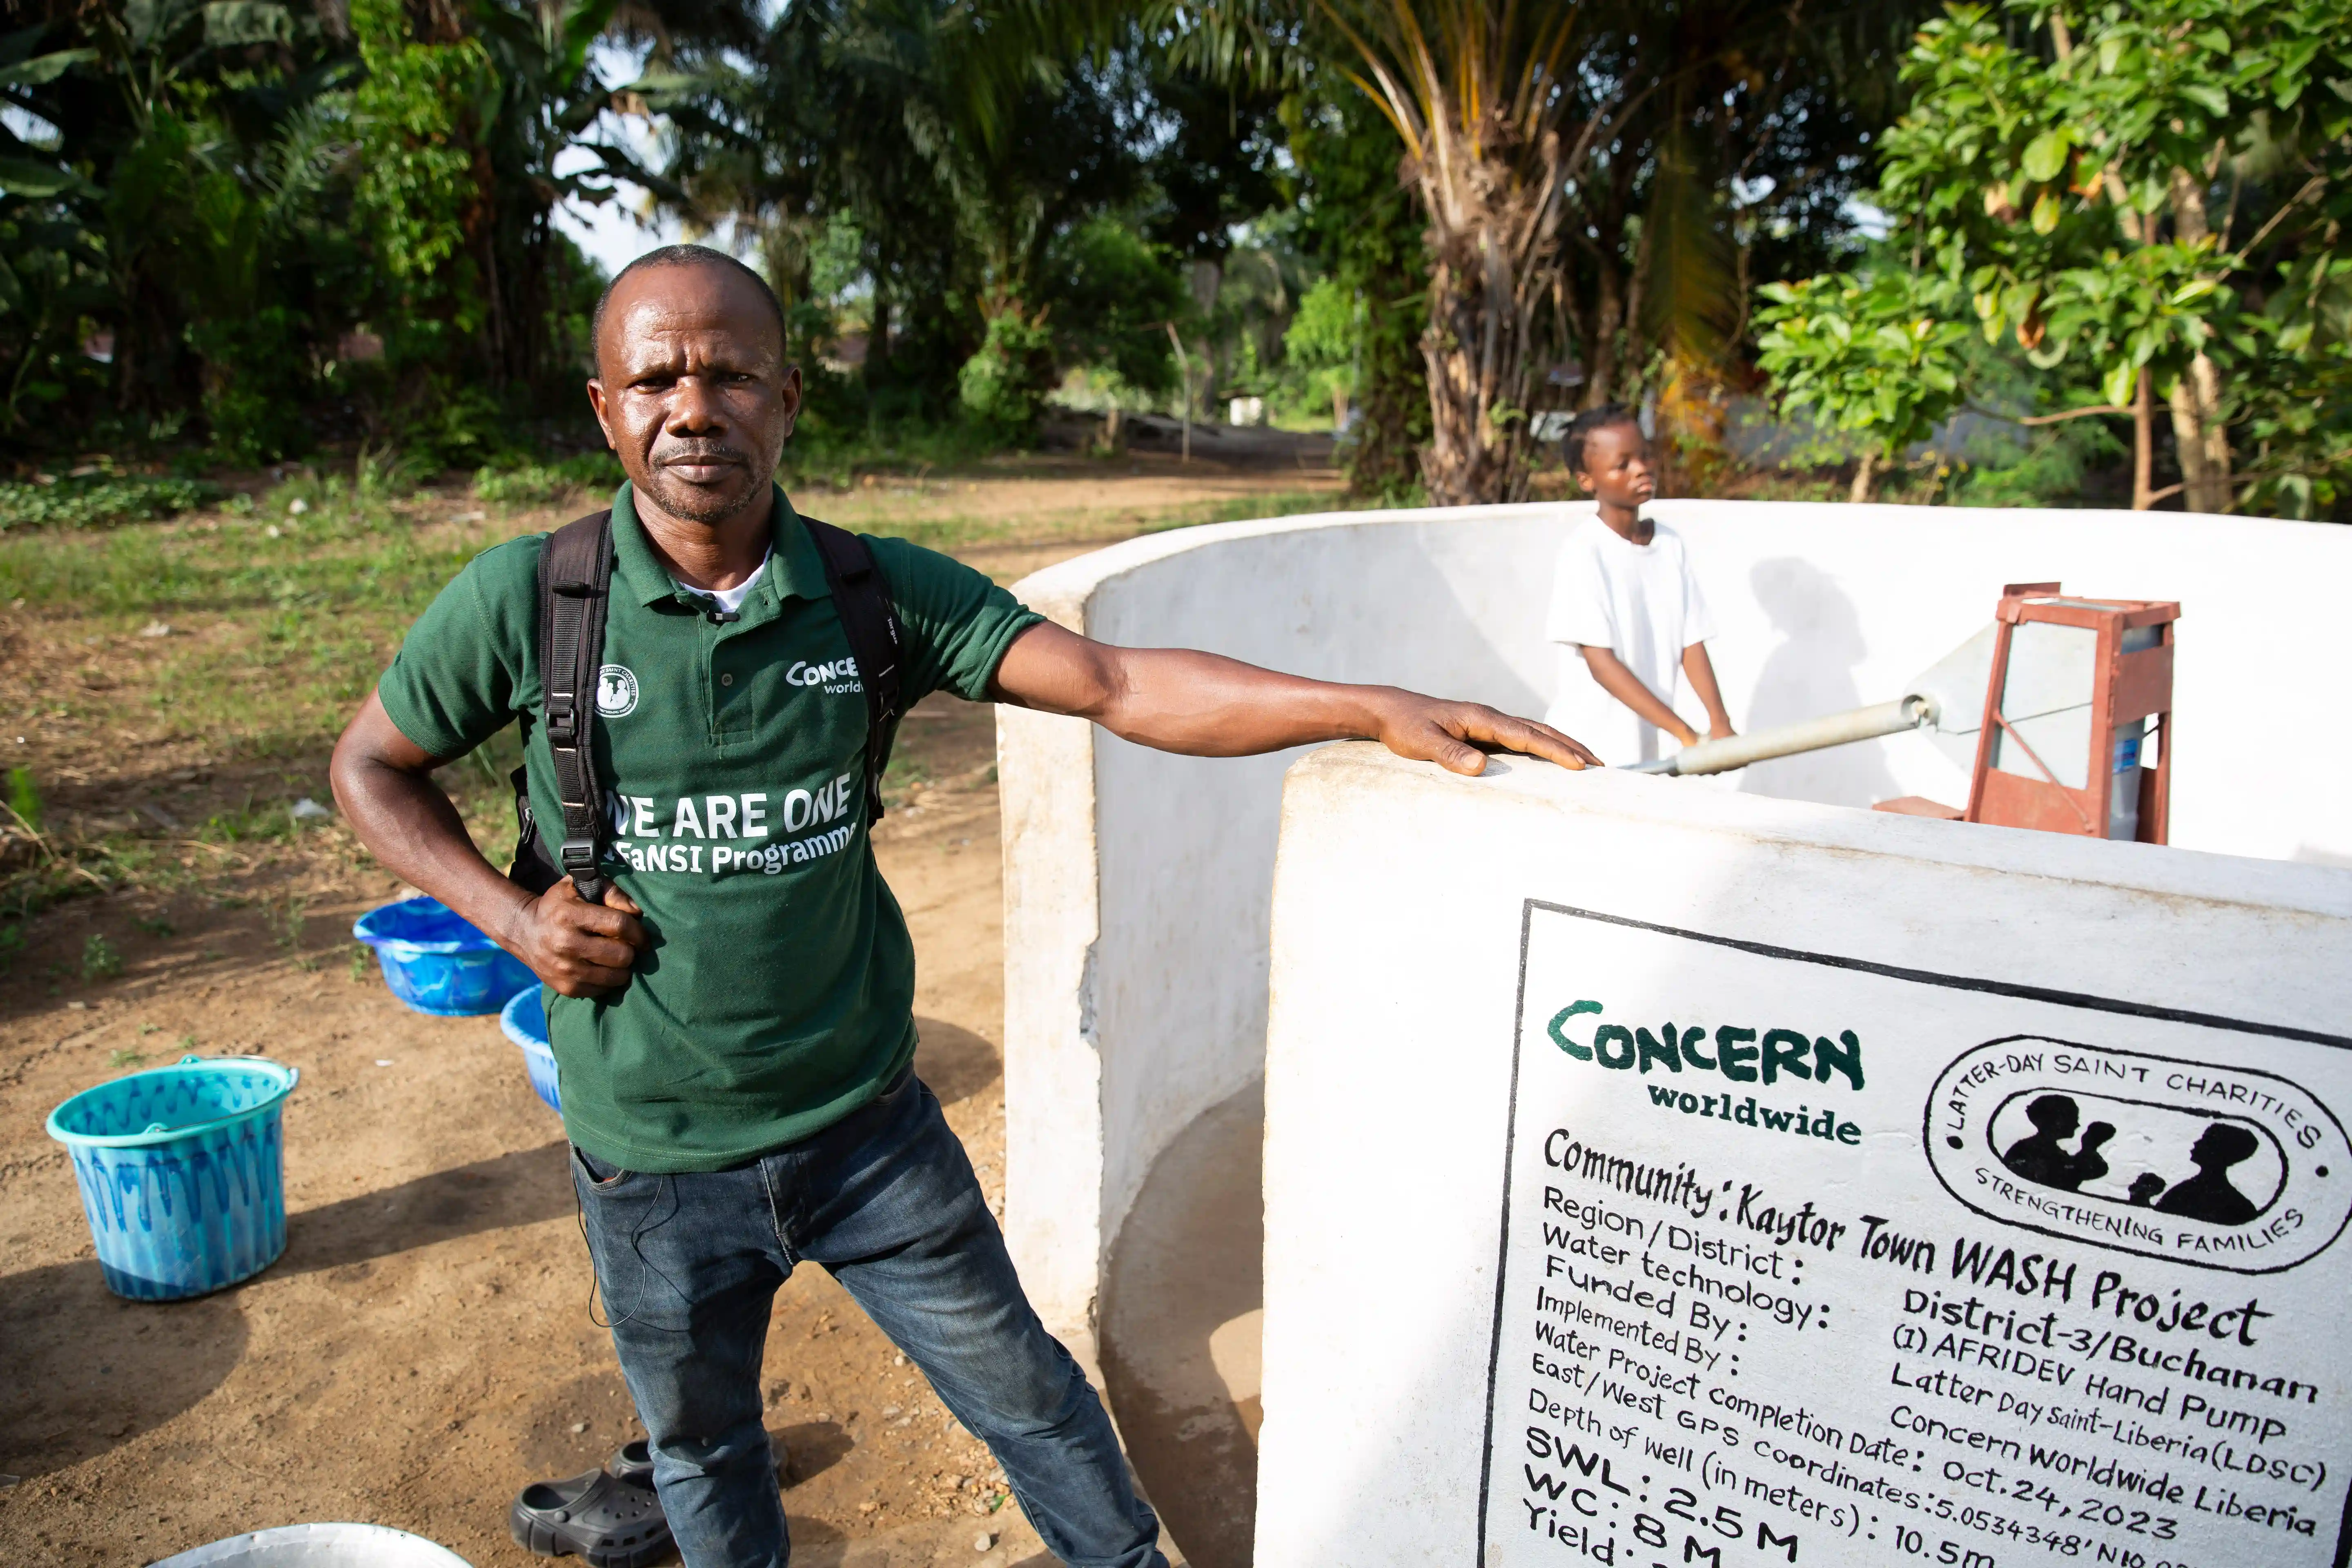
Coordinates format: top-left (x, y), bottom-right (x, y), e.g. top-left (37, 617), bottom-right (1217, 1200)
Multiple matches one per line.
top-left (1849, 449), bottom-right (1878, 505)
top-left (1619, 206), bottom-right (1654, 401)
top-left (1411, 120), bottom-right (1566, 506)
top-left (2186, 351), bottom-right (2231, 510)
top-left (1585, 255), bottom-right (1622, 411)
top-left (2160, 352), bottom-right (2232, 512)
top-left (2163, 169), bottom-right (2233, 512)
top-left (2132, 369), bottom-right (2156, 510)
top-left (869, 291), bottom-right (892, 378)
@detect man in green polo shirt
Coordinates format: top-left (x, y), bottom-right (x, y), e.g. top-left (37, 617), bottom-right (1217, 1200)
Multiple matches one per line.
top-left (332, 246), bottom-right (1596, 1568)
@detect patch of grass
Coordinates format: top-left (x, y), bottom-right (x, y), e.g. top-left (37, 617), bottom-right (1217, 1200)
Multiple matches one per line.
top-left (270, 893), bottom-right (319, 969)
top-left (258, 445), bottom-right (436, 538)
top-left (200, 800), bottom-right (301, 845)
top-left (348, 943), bottom-right (372, 982)
top-left (781, 421), bottom-right (1004, 493)
top-left (107, 1048), bottom-right (148, 1070)
top-left (135, 914), bottom-right (176, 936)
top-left (0, 474), bottom-right (222, 534)
top-left (7, 767), bottom-right (40, 829)
top-left (82, 932), bottom-right (123, 979)
top-left (474, 452), bottom-right (625, 509)
top-left (1146, 489), bottom-right (1364, 532)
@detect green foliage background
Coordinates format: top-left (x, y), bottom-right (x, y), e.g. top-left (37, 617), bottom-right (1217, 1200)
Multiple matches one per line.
top-left (6, 0), bottom-right (2341, 514)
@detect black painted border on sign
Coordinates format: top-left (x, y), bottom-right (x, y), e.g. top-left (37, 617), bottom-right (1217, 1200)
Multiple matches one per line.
top-left (1474, 899), bottom-right (2352, 1568)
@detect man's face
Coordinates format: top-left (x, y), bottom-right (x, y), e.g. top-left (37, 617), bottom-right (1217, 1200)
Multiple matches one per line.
top-left (1575, 421), bottom-right (1657, 508)
top-left (588, 263), bottom-right (802, 527)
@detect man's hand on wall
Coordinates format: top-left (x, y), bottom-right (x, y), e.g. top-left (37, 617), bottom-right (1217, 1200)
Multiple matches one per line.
top-left (993, 622), bottom-right (1600, 773)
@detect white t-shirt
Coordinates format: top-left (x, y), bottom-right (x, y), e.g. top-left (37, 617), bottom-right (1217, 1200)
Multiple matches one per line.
top-left (1543, 516), bottom-right (1717, 766)
top-left (675, 549), bottom-right (771, 615)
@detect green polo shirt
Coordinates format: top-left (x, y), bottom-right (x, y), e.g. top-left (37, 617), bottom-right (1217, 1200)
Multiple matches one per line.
top-left (376, 484), bottom-right (1042, 1172)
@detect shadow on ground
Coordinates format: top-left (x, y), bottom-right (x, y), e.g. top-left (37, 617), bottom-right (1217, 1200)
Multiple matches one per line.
top-left (0, 1254), bottom-right (251, 1478)
top-left (278, 1139), bottom-right (573, 1276)
top-left (913, 1016), bottom-right (1001, 1107)
top-left (0, 1141), bottom-right (573, 1479)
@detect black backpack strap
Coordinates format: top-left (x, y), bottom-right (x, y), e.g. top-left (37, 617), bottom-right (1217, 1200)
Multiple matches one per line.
top-left (536, 508), bottom-right (616, 902)
top-left (801, 517), bottom-right (904, 821)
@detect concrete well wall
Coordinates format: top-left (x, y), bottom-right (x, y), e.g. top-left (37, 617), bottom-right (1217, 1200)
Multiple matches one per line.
top-left (1253, 745), bottom-right (2352, 1565)
top-left (996, 501), bottom-right (2352, 1346)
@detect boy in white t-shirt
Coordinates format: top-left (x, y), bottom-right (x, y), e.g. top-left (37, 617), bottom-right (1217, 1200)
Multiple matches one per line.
top-left (1543, 406), bottom-right (1736, 766)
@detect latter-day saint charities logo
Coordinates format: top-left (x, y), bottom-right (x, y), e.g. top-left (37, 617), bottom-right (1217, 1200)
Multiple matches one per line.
top-left (596, 664), bottom-right (638, 718)
top-left (1925, 1036), bottom-right (2352, 1274)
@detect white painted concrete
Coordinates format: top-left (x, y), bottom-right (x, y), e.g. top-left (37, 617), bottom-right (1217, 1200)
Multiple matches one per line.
top-left (1254, 744), bottom-right (2352, 1565)
top-left (998, 501), bottom-right (2352, 1346)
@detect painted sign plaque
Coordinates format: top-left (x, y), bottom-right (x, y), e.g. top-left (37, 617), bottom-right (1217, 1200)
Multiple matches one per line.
top-left (1479, 902), bottom-right (2351, 1568)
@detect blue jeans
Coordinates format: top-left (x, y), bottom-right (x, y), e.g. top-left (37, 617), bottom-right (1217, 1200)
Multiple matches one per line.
top-left (569, 1071), bottom-right (1164, 1568)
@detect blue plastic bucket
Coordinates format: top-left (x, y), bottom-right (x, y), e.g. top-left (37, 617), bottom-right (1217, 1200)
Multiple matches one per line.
top-left (46, 1054), bottom-right (299, 1301)
top-left (498, 987), bottom-right (561, 1114)
top-left (353, 897), bottom-right (535, 1017)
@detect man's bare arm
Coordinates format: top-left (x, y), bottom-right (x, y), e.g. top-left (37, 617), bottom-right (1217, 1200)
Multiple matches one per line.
top-left (990, 622), bottom-right (1600, 773)
top-left (1681, 643), bottom-right (1737, 740)
top-left (329, 693), bottom-right (647, 997)
top-left (1578, 645), bottom-right (1698, 747)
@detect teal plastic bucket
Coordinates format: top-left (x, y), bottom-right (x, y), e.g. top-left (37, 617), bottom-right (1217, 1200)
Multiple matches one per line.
top-left (46, 1054), bottom-right (299, 1301)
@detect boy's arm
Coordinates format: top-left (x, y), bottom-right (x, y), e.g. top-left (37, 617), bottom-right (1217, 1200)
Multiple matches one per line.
top-left (1578, 646), bottom-right (1699, 747)
top-left (1682, 643), bottom-right (1737, 740)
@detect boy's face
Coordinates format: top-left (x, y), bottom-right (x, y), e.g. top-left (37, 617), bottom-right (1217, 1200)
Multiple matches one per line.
top-left (1574, 421), bottom-right (1656, 508)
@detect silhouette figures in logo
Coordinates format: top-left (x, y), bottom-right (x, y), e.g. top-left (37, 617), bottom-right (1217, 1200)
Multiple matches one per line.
top-left (2001, 1095), bottom-right (2112, 1192)
top-left (2001, 1097), bottom-right (2265, 1226)
top-left (600, 670), bottom-right (631, 710)
top-left (2154, 1122), bottom-right (2262, 1226)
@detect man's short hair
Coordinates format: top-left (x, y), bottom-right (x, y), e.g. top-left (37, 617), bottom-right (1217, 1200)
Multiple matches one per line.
top-left (590, 245), bottom-right (789, 361)
top-left (1562, 403), bottom-right (1642, 473)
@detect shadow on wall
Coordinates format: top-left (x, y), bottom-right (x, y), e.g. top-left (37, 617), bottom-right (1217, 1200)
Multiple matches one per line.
top-left (1080, 520), bottom-right (1557, 1289)
top-left (1414, 538), bottom-right (1551, 720)
top-left (1099, 1080), bottom-right (1266, 1568)
top-left (1738, 557), bottom-right (1901, 808)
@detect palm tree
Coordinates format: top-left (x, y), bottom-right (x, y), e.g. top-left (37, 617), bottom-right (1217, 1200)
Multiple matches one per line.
top-left (1170, 0), bottom-right (1927, 502)
top-left (1174, 0), bottom-right (1609, 503)
top-left (648, 0), bottom-right (1143, 416)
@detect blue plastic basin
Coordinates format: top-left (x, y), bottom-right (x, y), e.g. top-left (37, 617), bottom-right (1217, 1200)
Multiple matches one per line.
top-left (498, 987), bottom-right (561, 1114)
top-left (353, 897), bottom-right (535, 1017)
top-left (47, 1054), bottom-right (300, 1301)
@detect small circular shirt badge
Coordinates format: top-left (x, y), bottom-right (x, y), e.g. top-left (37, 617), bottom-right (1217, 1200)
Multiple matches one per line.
top-left (595, 664), bottom-right (639, 718)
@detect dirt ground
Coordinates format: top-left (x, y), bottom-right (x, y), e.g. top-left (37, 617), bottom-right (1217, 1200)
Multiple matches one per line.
top-left (0, 445), bottom-right (1330, 1565)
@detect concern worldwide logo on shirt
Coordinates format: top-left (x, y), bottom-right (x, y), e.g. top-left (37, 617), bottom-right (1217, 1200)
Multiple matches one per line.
top-left (596, 664), bottom-right (639, 718)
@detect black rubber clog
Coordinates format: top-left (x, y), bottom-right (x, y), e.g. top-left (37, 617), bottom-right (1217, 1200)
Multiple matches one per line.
top-left (609, 1439), bottom-right (654, 1489)
top-left (509, 1466), bottom-right (673, 1568)
top-left (608, 1434), bottom-right (790, 1490)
